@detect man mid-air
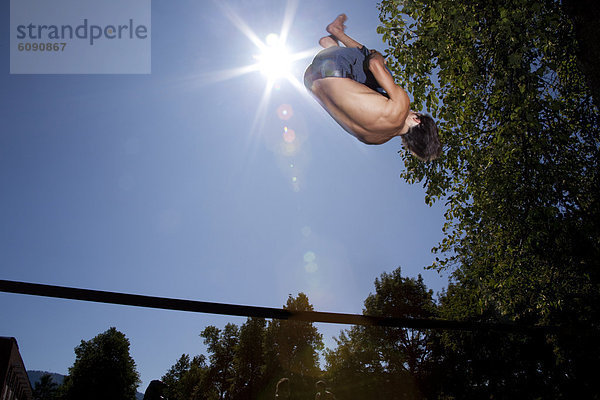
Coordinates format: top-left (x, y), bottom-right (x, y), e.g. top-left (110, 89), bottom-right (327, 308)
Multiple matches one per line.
top-left (304, 14), bottom-right (442, 161)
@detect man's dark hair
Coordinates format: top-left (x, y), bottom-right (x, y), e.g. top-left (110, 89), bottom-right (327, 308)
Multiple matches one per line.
top-left (401, 113), bottom-right (442, 161)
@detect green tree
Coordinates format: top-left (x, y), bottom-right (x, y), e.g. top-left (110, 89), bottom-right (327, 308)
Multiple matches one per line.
top-left (33, 373), bottom-right (58, 400)
top-left (434, 281), bottom-right (559, 399)
top-left (161, 295), bottom-right (324, 400)
top-left (264, 293), bottom-right (323, 400)
top-left (201, 323), bottom-right (239, 400)
top-left (378, 0), bottom-right (600, 396)
top-left (230, 317), bottom-right (267, 400)
top-left (325, 268), bottom-right (438, 400)
top-left (61, 327), bottom-right (140, 400)
top-left (162, 354), bottom-right (212, 400)
top-left (162, 354), bottom-right (191, 400)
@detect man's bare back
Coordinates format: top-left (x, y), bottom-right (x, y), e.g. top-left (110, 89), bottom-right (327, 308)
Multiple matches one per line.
top-left (310, 75), bottom-right (407, 144)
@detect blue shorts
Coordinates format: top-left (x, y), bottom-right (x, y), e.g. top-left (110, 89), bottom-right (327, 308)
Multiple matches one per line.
top-left (304, 46), bottom-right (387, 95)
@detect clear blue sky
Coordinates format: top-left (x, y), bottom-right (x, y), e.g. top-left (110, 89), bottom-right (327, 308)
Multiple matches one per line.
top-left (0, 0), bottom-right (448, 391)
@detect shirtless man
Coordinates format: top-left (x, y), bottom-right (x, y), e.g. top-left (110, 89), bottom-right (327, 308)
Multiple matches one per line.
top-left (304, 14), bottom-right (441, 161)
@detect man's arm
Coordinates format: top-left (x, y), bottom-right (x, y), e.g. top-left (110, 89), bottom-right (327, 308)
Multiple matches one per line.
top-left (367, 50), bottom-right (410, 117)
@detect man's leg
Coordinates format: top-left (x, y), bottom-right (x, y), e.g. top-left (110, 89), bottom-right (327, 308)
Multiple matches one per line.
top-left (318, 35), bottom-right (338, 48)
top-left (326, 14), bottom-right (363, 49)
top-left (307, 14), bottom-right (366, 89)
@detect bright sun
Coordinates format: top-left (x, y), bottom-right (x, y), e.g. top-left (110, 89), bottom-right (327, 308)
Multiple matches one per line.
top-left (254, 33), bottom-right (292, 81)
top-left (207, 0), bottom-right (319, 134)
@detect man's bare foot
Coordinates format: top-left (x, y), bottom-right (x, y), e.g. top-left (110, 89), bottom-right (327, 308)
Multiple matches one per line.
top-left (319, 35), bottom-right (339, 48)
top-left (326, 14), bottom-right (347, 37)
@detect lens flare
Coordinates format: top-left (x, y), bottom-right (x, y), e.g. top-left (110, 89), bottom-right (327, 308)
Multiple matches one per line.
top-left (277, 104), bottom-right (293, 120)
top-left (304, 251), bottom-right (316, 263)
top-left (305, 262), bottom-right (318, 273)
top-left (283, 127), bottom-right (296, 143)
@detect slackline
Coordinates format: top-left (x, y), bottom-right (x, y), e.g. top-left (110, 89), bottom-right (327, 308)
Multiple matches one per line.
top-left (0, 279), bottom-right (558, 335)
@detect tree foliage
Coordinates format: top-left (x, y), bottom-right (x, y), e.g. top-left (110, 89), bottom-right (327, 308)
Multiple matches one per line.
top-left (201, 323), bottom-right (239, 400)
top-left (33, 373), bottom-right (58, 400)
top-left (377, 0), bottom-right (600, 395)
top-left (378, 0), bottom-right (599, 315)
top-left (325, 269), bottom-right (439, 399)
top-left (162, 294), bottom-right (323, 400)
top-left (230, 317), bottom-right (267, 400)
top-left (264, 293), bottom-right (324, 400)
top-left (161, 354), bottom-right (211, 400)
top-left (434, 282), bottom-right (562, 399)
top-left (60, 327), bottom-right (140, 400)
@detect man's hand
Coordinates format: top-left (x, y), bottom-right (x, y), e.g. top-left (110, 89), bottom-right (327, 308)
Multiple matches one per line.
top-left (367, 49), bottom-right (386, 70)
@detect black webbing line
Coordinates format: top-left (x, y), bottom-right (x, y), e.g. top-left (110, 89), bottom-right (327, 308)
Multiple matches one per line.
top-left (0, 279), bottom-right (558, 334)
